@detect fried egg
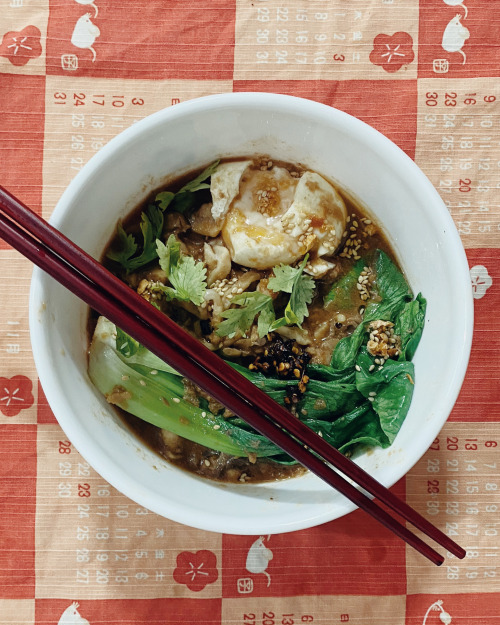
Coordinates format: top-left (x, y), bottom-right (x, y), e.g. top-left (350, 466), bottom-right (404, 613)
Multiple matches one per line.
top-left (210, 163), bottom-right (347, 271)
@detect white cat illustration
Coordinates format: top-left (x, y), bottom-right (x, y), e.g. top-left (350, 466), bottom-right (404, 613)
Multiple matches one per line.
top-left (71, 13), bottom-right (100, 62)
top-left (58, 602), bottom-right (90, 625)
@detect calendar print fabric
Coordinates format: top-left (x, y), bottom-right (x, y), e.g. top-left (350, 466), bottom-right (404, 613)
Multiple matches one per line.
top-left (0, 1), bottom-right (499, 624)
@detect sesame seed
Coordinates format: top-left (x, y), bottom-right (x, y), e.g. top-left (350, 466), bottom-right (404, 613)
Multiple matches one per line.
top-left (121, 375), bottom-right (129, 381)
top-left (204, 459), bottom-right (210, 467)
top-left (150, 370), bottom-right (158, 375)
top-left (213, 424), bottom-right (221, 430)
top-left (369, 391), bottom-right (377, 397)
top-left (368, 397), bottom-right (375, 402)
top-left (201, 411), bottom-right (207, 417)
top-left (369, 364), bottom-right (375, 372)
top-left (139, 380), bottom-right (146, 386)
top-left (355, 364), bottom-right (361, 371)
top-left (173, 397), bottom-right (181, 404)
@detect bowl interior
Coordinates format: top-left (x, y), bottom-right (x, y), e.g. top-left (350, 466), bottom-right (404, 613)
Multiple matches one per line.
top-left (30, 93), bottom-right (473, 534)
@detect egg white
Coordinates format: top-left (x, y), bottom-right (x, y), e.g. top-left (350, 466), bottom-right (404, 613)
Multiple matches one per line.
top-left (210, 164), bottom-right (347, 271)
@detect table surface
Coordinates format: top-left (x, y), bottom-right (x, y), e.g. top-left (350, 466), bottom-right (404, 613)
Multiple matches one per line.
top-left (0, 1), bottom-right (499, 624)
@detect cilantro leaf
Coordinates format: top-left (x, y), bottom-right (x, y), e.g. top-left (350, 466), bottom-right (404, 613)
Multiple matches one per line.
top-left (106, 204), bottom-right (164, 273)
top-left (169, 160), bottom-right (220, 214)
top-left (155, 191), bottom-right (175, 211)
top-left (179, 160), bottom-right (220, 193)
top-left (169, 192), bottom-right (198, 215)
top-left (257, 301), bottom-right (278, 338)
top-left (156, 235), bottom-right (207, 306)
top-left (268, 256), bottom-right (315, 327)
top-left (216, 292), bottom-right (274, 339)
top-left (107, 162), bottom-right (219, 271)
top-left (106, 222), bottom-right (137, 268)
top-left (157, 234), bottom-right (180, 276)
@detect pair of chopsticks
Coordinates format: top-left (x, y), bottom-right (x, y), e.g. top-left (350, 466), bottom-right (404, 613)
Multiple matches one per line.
top-left (0, 185), bottom-right (465, 565)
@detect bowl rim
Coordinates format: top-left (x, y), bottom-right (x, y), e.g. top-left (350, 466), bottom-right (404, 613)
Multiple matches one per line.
top-left (29, 92), bottom-right (474, 534)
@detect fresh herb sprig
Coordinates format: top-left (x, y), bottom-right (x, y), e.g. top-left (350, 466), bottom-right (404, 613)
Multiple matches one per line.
top-left (216, 292), bottom-right (275, 339)
top-left (106, 161), bottom-right (219, 273)
top-left (216, 256), bottom-right (315, 339)
top-left (267, 255), bottom-right (315, 327)
top-left (106, 203), bottom-right (164, 273)
top-left (153, 235), bottom-right (207, 306)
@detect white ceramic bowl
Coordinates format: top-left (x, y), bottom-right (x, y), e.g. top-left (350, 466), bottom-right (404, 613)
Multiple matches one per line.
top-left (29, 93), bottom-right (473, 534)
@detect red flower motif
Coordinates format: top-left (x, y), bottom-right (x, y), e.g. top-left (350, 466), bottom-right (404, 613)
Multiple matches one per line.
top-left (0, 25), bottom-right (42, 66)
top-left (0, 375), bottom-right (34, 417)
top-left (173, 549), bottom-right (218, 591)
top-left (369, 32), bottom-right (415, 73)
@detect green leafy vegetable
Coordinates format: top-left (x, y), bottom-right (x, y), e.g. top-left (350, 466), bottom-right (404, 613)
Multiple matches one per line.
top-left (116, 327), bottom-right (140, 358)
top-left (268, 255), bottom-right (315, 327)
top-left (304, 404), bottom-right (390, 453)
top-left (106, 203), bottom-right (164, 273)
top-left (330, 250), bottom-right (413, 370)
top-left (89, 317), bottom-right (283, 458)
top-left (105, 223), bottom-right (137, 268)
top-left (113, 322), bottom-right (180, 375)
top-left (155, 235), bottom-right (207, 306)
top-left (178, 161), bottom-right (220, 193)
top-left (215, 255), bottom-right (316, 339)
top-left (324, 258), bottom-right (364, 307)
top-left (155, 191), bottom-right (175, 211)
top-left (330, 323), bottom-right (366, 371)
top-left (216, 292), bottom-right (275, 339)
top-left (167, 160), bottom-right (220, 214)
top-left (395, 293), bottom-right (426, 361)
top-left (107, 162), bottom-right (219, 271)
top-left (355, 348), bottom-right (415, 445)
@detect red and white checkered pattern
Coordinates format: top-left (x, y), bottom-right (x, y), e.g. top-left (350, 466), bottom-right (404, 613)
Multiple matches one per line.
top-left (0, 1), bottom-right (499, 622)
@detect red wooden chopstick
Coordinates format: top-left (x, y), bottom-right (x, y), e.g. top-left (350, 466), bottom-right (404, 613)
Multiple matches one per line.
top-left (0, 186), bottom-right (466, 565)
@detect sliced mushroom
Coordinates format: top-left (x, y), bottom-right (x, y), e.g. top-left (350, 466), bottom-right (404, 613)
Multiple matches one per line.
top-left (204, 243), bottom-right (231, 286)
top-left (165, 212), bottom-right (190, 234)
top-left (190, 202), bottom-right (224, 237)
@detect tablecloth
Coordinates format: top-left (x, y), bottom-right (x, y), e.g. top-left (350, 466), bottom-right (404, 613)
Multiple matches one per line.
top-left (0, 1), bottom-right (499, 623)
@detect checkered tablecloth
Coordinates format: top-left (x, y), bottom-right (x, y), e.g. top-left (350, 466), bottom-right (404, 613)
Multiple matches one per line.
top-left (1, 1), bottom-right (499, 623)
